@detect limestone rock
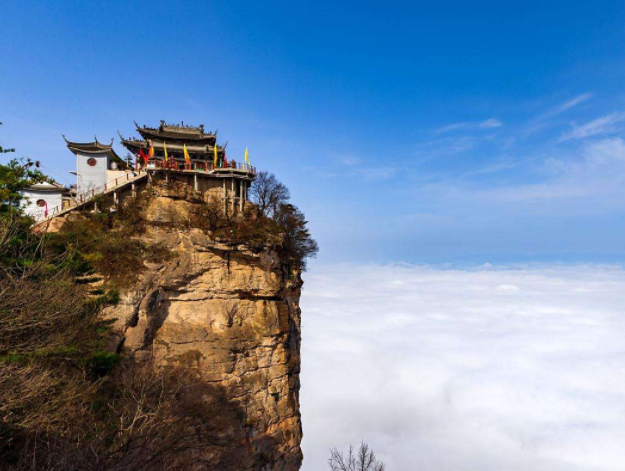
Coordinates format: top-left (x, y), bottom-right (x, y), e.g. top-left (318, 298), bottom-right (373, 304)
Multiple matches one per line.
top-left (102, 194), bottom-right (304, 470)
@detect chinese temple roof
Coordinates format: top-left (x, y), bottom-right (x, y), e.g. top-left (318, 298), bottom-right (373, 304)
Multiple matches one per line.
top-left (24, 181), bottom-right (67, 192)
top-left (121, 137), bottom-right (224, 160)
top-left (135, 120), bottom-right (216, 144)
top-left (63, 136), bottom-right (130, 168)
top-left (120, 120), bottom-right (226, 161)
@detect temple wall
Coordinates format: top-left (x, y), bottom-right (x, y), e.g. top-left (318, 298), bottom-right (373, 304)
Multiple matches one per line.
top-left (20, 189), bottom-right (64, 220)
top-left (76, 152), bottom-right (108, 195)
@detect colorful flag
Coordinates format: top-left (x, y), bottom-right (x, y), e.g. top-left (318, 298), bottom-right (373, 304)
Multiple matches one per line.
top-left (163, 141), bottom-right (168, 162)
top-left (139, 148), bottom-right (149, 163)
top-left (183, 143), bottom-right (190, 163)
top-left (149, 142), bottom-right (154, 158)
top-left (223, 152), bottom-right (228, 168)
top-left (213, 145), bottom-right (218, 167)
top-left (244, 147), bottom-right (250, 166)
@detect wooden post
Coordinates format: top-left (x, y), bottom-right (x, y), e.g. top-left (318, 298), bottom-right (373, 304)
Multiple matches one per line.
top-left (239, 180), bottom-right (243, 211)
top-left (194, 173), bottom-right (198, 191)
top-left (223, 180), bottom-right (227, 215)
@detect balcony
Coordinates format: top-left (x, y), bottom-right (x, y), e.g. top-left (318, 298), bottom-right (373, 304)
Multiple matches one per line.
top-left (140, 159), bottom-right (256, 176)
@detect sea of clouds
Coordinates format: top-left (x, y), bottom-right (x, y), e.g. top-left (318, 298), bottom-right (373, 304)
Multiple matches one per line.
top-left (299, 264), bottom-right (625, 471)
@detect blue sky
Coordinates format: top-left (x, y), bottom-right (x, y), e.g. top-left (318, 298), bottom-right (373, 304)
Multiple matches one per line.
top-left (2, 0), bottom-right (625, 264)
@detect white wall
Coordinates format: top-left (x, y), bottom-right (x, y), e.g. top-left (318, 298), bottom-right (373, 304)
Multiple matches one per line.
top-left (76, 152), bottom-right (108, 196)
top-left (106, 169), bottom-right (129, 183)
top-left (20, 189), bottom-right (63, 220)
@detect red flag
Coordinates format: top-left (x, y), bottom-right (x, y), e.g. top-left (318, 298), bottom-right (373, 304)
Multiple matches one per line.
top-left (139, 148), bottom-right (149, 163)
top-left (223, 152), bottom-right (228, 168)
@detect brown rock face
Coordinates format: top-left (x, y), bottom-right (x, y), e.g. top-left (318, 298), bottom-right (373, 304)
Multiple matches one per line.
top-left (104, 192), bottom-right (304, 470)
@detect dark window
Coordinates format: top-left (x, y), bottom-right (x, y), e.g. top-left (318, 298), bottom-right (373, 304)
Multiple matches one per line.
top-left (36, 199), bottom-right (46, 207)
top-left (87, 158), bottom-right (97, 167)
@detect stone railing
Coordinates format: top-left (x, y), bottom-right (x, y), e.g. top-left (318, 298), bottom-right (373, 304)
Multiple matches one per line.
top-left (39, 170), bottom-right (147, 221)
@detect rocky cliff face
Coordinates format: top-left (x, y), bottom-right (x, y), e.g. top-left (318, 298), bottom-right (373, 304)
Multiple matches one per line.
top-left (102, 187), bottom-right (304, 470)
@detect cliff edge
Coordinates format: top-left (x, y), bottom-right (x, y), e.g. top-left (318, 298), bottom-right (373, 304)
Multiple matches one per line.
top-left (102, 183), bottom-right (304, 470)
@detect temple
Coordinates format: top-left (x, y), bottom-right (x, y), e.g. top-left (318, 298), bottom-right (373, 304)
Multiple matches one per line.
top-left (119, 120), bottom-right (231, 169)
top-left (64, 136), bottom-right (131, 195)
top-left (119, 120), bottom-right (255, 208)
top-left (23, 120), bottom-right (257, 223)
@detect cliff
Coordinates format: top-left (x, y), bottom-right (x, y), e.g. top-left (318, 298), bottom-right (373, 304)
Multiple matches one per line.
top-left (99, 186), bottom-right (305, 470)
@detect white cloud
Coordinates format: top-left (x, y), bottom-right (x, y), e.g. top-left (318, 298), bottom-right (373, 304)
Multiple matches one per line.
top-left (436, 118), bottom-right (503, 134)
top-left (356, 166), bottom-right (397, 181)
top-left (340, 155), bottom-right (361, 166)
top-left (483, 137), bottom-right (625, 203)
top-left (459, 158), bottom-right (519, 178)
top-left (478, 118), bottom-right (503, 129)
top-left (543, 93), bottom-right (594, 119)
top-left (300, 263), bottom-right (625, 471)
top-left (526, 93), bottom-right (594, 135)
top-left (558, 112), bottom-right (625, 142)
top-left (421, 136), bottom-right (477, 155)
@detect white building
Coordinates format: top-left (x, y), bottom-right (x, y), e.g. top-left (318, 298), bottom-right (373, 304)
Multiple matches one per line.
top-left (63, 136), bottom-right (132, 197)
top-left (20, 181), bottom-right (67, 220)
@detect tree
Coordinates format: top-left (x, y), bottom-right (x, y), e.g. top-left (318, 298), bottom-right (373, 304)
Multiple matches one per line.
top-left (275, 203), bottom-right (318, 271)
top-left (249, 171), bottom-right (290, 218)
top-left (0, 159), bottom-right (49, 269)
top-left (0, 121), bottom-right (16, 154)
top-left (328, 442), bottom-right (386, 471)
top-left (0, 158), bottom-right (47, 212)
top-left (248, 171), bottom-right (318, 270)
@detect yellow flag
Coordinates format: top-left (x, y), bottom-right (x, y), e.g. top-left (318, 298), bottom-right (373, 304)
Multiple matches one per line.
top-left (213, 144), bottom-right (218, 167)
top-left (163, 141), bottom-right (168, 162)
top-left (244, 147), bottom-right (250, 166)
top-left (183, 143), bottom-right (190, 163)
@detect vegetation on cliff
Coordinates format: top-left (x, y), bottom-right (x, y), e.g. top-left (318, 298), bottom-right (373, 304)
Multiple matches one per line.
top-left (0, 158), bottom-right (316, 469)
top-left (0, 162), bottom-right (207, 469)
top-left (185, 170), bottom-right (318, 271)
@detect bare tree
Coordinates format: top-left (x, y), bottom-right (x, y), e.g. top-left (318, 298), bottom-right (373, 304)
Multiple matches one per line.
top-left (328, 442), bottom-right (386, 471)
top-left (249, 171), bottom-right (290, 218)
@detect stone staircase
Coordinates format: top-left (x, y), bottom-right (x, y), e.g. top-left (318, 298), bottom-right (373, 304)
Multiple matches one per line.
top-left (35, 170), bottom-right (149, 228)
